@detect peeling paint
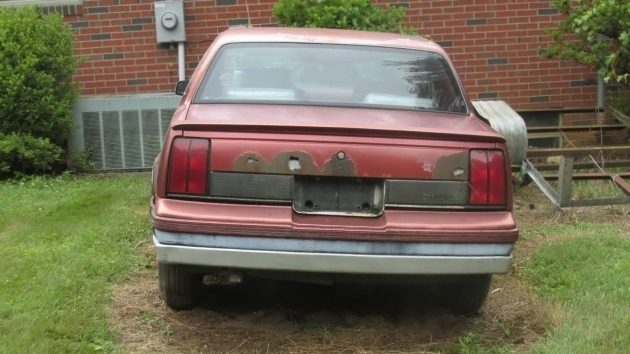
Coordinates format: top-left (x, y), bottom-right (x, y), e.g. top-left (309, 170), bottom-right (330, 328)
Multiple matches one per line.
top-left (422, 162), bottom-right (434, 173)
top-left (434, 151), bottom-right (468, 180)
top-left (216, 140), bottom-right (471, 180)
top-left (323, 152), bottom-right (355, 176)
top-left (233, 151), bottom-right (358, 176)
top-left (233, 153), bottom-right (268, 173)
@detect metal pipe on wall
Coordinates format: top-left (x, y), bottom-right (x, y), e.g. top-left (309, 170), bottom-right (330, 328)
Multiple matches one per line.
top-left (597, 72), bottom-right (606, 109)
top-left (177, 42), bottom-right (185, 81)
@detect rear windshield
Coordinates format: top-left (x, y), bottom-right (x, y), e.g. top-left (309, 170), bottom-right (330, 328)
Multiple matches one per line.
top-left (194, 43), bottom-right (467, 113)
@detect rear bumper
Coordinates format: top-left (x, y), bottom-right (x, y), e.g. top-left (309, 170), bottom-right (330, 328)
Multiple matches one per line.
top-left (153, 230), bottom-right (513, 275)
top-left (151, 197), bottom-right (519, 243)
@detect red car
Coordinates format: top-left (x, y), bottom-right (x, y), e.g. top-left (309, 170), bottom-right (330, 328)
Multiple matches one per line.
top-left (151, 27), bottom-right (518, 314)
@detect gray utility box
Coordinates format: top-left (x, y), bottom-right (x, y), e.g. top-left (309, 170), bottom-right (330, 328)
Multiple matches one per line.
top-left (154, 0), bottom-right (186, 43)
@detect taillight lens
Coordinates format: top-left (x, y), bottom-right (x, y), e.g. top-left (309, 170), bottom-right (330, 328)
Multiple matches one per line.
top-left (469, 150), bottom-right (489, 204)
top-left (469, 150), bottom-right (506, 206)
top-left (167, 138), bottom-right (209, 195)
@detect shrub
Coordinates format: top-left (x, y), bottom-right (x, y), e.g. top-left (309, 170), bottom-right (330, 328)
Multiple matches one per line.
top-left (67, 148), bottom-right (96, 173)
top-left (273, 0), bottom-right (414, 34)
top-left (607, 90), bottom-right (630, 115)
top-left (0, 6), bottom-right (79, 178)
top-left (0, 133), bottom-right (63, 178)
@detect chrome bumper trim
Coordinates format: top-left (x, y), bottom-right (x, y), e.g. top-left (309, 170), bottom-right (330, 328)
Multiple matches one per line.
top-left (153, 235), bottom-right (512, 275)
top-left (154, 229), bottom-right (514, 256)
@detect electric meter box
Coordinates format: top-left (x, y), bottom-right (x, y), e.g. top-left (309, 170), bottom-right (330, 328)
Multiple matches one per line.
top-left (154, 0), bottom-right (186, 43)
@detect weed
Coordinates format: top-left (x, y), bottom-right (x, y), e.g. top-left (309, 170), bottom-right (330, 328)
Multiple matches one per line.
top-left (456, 332), bottom-right (510, 354)
top-left (571, 179), bottom-right (626, 199)
top-left (137, 311), bottom-right (173, 337)
top-left (67, 148), bottom-right (96, 173)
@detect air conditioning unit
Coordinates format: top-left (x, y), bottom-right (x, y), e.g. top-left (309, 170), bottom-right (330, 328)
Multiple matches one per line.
top-left (70, 94), bottom-right (180, 170)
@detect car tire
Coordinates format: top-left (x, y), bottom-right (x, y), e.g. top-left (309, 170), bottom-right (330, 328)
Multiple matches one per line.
top-left (439, 274), bottom-right (492, 315)
top-left (158, 262), bottom-right (201, 311)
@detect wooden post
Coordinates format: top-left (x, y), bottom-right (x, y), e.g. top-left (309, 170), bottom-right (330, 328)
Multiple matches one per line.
top-left (558, 156), bottom-right (574, 207)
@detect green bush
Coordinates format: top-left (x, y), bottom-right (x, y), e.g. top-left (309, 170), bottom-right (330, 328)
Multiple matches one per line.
top-left (0, 133), bottom-right (63, 178)
top-left (543, 0), bottom-right (630, 85)
top-left (67, 148), bottom-right (96, 173)
top-left (0, 6), bottom-right (79, 178)
top-left (273, 0), bottom-right (414, 34)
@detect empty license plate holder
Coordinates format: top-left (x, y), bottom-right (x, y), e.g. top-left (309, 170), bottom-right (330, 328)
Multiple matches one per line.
top-left (292, 176), bottom-right (384, 217)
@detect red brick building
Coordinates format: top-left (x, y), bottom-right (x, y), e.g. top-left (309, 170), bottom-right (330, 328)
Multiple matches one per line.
top-left (3, 0), bottom-right (607, 169)
top-left (22, 0), bottom-right (597, 111)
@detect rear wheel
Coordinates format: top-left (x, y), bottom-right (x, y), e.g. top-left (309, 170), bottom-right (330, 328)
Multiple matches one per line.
top-left (158, 263), bottom-right (201, 311)
top-left (438, 274), bottom-right (492, 315)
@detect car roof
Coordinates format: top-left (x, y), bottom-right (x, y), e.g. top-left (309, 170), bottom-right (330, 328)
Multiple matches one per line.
top-left (215, 27), bottom-right (447, 55)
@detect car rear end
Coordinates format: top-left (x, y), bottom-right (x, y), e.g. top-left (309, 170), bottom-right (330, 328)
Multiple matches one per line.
top-left (150, 28), bottom-right (518, 313)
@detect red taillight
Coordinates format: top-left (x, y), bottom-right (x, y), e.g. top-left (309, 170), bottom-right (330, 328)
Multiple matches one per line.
top-left (187, 139), bottom-right (209, 194)
top-left (470, 150), bottom-right (489, 204)
top-left (469, 150), bottom-right (507, 206)
top-left (167, 138), bottom-right (209, 195)
top-left (167, 139), bottom-right (189, 194)
top-left (487, 151), bottom-right (506, 204)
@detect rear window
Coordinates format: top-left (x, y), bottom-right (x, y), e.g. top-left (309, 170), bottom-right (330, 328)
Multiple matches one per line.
top-left (194, 43), bottom-right (467, 113)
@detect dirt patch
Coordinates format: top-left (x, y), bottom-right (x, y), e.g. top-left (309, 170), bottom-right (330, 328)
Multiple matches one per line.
top-left (112, 264), bottom-right (544, 353)
top-left (111, 186), bottom-right (628, 353)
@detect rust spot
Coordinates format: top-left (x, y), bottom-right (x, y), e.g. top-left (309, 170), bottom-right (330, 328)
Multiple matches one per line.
top-left (269, 151), bottom-right (320, 175)
top-left (434, 151), bottom-right (468, 180)
top-left (234, 151), bottom-right (320, 174)
top-left (233, 151), bottom-right (357, 176)
top-left (233, 153), bottom-right (268, 173)
top-left (323, 152), bottom-right (355, 176)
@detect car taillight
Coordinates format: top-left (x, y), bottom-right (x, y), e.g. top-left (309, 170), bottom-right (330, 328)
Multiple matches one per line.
top-left (469, 150), bottom-right (506, 206)
top-left (167, 138), bottom-right (210, 195)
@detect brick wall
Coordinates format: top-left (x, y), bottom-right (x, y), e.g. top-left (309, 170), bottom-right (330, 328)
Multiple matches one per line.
top-left (59, 0), bottom-right (597, 111)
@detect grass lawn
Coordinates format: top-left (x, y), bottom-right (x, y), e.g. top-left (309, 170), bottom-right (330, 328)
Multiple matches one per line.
top-left (525, 223), bottom-right (630, 353)
top-left (0, 174), bottom-right (151, 353)
top-left (0, 173), bottom-right (628, 353)
top-left (509, 183), bottom-right (630, 354)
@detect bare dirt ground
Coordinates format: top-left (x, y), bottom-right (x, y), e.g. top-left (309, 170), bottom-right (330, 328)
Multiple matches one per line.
top-left (111, 187), bottom-right (628, 353)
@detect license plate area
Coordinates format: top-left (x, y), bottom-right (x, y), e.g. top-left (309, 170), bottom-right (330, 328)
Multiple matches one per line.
top-left (293, 176), bottom-right (384, 217)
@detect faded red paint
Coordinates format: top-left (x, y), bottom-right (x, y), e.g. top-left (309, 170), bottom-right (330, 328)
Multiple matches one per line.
top-left (180, 104), bottom-right (501, 140)
top-left (151, 198), bottom-right (518, 243)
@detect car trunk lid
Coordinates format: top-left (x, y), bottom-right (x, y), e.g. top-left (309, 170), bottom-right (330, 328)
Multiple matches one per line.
top-left (177, 104), bottom-right (504, 143)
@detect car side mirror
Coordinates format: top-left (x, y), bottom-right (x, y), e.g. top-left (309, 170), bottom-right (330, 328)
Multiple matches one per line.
top-left (175, 80), bottom-right (189, 96)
